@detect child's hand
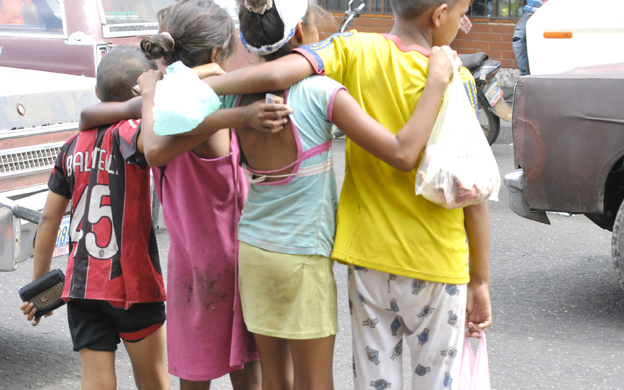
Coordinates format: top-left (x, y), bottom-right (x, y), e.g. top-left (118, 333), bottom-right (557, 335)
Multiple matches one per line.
top-left (459, 15), bottom-right (472, 34)
top-left (244, 100), bottom-right (293, 134)
top-left (428, 46), bottom-right (462, 87)
top-left (193, 63), bottom-right (226, 79)
top-left (137, 70), bottom-right (164, 96)
top-left (465, 281), bottom-right (492, 338)
top-left (20, 301), bottom-right (53, 326)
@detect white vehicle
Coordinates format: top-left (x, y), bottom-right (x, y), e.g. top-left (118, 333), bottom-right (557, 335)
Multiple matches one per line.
top-left (526, 0), bottom-right (624, 75)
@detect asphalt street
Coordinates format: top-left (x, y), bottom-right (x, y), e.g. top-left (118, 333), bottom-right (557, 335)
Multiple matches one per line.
top-left (1, 122), bottom-right (623, 389)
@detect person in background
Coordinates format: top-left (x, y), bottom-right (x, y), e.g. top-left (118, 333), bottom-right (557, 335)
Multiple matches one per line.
top-left (513, 0), bottom-right (548, 75)
top-left (0, 0), bottom-right (24, 24)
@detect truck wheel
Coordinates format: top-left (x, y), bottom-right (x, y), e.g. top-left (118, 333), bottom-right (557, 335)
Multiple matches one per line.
top-left (477, 94), bottom-right (500, 146)
top-left (611, 199), bottom-right (624, 291)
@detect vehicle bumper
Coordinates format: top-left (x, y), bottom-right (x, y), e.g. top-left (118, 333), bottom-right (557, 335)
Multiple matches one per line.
top-left (504, 170), bottom-right (551, 225)
top-left (0, 191), bottom-right (46, 272)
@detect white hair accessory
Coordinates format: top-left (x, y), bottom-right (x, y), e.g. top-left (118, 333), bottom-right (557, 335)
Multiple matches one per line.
top-left (160, 31), bottom-right (174, 45)
top-left (241, 0), bottom-right (308, 56)
top-left (244, 0), bottom-right (273, 14)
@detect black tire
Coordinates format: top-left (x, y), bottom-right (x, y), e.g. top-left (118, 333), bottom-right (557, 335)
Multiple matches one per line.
top-left (477, 93), bottom-right (500, 146)
top-left (611, 199), bottom-right (624, 291)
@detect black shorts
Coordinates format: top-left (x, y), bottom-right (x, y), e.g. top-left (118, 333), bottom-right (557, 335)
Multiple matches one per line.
top-left (67, 299), bottom-right (165, 352)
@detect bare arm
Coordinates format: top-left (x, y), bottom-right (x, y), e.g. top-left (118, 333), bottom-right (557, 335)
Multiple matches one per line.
top-left (464, 201), bottom-right (492, 338)
top-left (77, 63), bottom-right (224, 132)
top-left (330, 47), bottom-right (455, 172)
top-left (205, 53), bottom-right (315, 95)
top-left (78, 74), bottom-right (291, 167)
top-left (79, 97), bottom-right (142, 131)
top-left (137, 70), bottom-right (289, 167)
top-left (20, 192), bottom-right (70, 326)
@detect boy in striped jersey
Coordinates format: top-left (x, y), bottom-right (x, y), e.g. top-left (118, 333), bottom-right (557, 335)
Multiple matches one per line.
top-left (20, 45), bottom-right (170, 390)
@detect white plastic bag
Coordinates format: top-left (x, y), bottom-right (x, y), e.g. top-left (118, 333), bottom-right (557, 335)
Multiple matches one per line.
top-left (152, 61), bottom-right (222, 136)
top-left (459, 331), bottom-right (492, 390)
top-left (415, 47), bottom-right (501, 209)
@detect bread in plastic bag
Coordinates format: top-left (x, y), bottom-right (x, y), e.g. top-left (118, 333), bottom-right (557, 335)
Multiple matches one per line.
top-left (152, 61), bottom-right (222, 136)
top-left (415, 47), bottom-right (501, 209)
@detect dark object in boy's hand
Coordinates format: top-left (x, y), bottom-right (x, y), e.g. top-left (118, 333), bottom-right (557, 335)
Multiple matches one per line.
top-left (19, 269), bottom-right (66, 318)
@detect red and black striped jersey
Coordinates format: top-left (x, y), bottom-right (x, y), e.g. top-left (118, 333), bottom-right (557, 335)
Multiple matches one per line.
top-left (48, 120), bottom-right (166, 308)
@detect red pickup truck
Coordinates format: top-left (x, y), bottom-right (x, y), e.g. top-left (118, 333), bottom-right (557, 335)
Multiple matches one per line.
top-left (0, 0), bottom-right (174, 77)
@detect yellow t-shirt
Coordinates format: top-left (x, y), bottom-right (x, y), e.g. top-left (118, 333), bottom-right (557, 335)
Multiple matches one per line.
top-left (293, 31), bottom-right (479, 284)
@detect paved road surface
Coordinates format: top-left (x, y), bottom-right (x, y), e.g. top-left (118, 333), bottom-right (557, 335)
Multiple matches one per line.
top-left (1, 123), bottom-right (623, 389)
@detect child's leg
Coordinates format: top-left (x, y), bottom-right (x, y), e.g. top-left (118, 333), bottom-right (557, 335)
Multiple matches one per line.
top-left (253, 334), bottom-right (294, 390)
top-left (179, 379), bottom-right (211, 389)
top-left (87, 300), bottom-right (167, 390)
top-left (349, 265), bottom-right (405, 390)
top-left (289, 336), bottom-right (336, 390)
top-left (124, 325), bottom-right (170, 390)
top-left (401, 282), bottom-right (467, 390)
top-left (79, 349), bottom-right (116, 390)
top-left (229, 361), bottom-right (262, 390)
top-left (179, 360), bottom-right (261, 390)
top-left (67, 299), bottom-right (121, 390)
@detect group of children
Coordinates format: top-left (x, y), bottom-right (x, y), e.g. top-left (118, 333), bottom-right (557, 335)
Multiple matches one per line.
top-left (20, 0), bottom-right (492, 389)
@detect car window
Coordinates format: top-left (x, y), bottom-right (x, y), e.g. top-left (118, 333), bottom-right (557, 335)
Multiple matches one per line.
top-left (0, 0), bottom-right (65, 36)
top-left (98, 0), bottom-right (175, 37)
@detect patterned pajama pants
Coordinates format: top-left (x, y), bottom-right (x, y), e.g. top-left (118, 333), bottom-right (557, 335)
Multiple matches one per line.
top-left (348, 264), bottom-right (467, 390)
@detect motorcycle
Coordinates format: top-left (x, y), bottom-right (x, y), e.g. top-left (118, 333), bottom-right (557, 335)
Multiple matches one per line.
top-left (338, 0), bottom-right (366, 33)
top-left (459, 52), bottom-right (513, 145)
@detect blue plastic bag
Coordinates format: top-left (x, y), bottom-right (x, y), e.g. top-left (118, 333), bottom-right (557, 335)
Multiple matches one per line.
top-left (152, 61), bottom-right (222, 136)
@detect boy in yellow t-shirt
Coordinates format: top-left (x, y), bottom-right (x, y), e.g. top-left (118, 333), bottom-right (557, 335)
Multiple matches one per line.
top-left (206, 0), bottom-right (491, 388)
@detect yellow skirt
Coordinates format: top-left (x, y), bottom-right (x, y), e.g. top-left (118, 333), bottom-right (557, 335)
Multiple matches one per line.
top-left (238, 242), bottom-right (338, 339)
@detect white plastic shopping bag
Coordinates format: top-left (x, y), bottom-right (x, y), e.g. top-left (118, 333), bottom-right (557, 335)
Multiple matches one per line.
top-left (415, 47), bottom-right (501, 209)
top-left (152, 61), bottom-right (222, 136)
top-left (459, 331), bottom-right (491, 390)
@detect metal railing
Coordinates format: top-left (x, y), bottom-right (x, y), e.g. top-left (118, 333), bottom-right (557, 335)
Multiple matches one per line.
top-left (319, 0), bottom-right (392, 14)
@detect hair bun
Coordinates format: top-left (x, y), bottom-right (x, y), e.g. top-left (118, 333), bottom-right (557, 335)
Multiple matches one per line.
top-left (244, 0), bottom-right (273, 14)
top-left (140, 35), bottom-right (174, 60)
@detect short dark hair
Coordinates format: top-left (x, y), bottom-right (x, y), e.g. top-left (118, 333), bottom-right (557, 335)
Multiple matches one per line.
top-left (96, 45), bottom-right (157, 103)
top-left (141, 0), bottom-right (236, 68)
top-left (390, 0), bottom-right (460, 19)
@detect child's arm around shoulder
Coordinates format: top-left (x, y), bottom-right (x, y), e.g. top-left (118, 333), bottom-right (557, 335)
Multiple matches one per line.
top-left (207, 31), bottom-right (356, 95)
top-left (20, 191), bottom-right (70, 326)
top-left (329, 47), bottom-right (456, 171)
top-left (78, 63), bottom-right (225, 132)
top-left (79, 96), bottom-right (142, 131)
top-left (205, 53), bottom-right (315, 96)
top-left (137, 70), bottom-right (291, 166)
top-left (77, 71), bottom-right (291, 167)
